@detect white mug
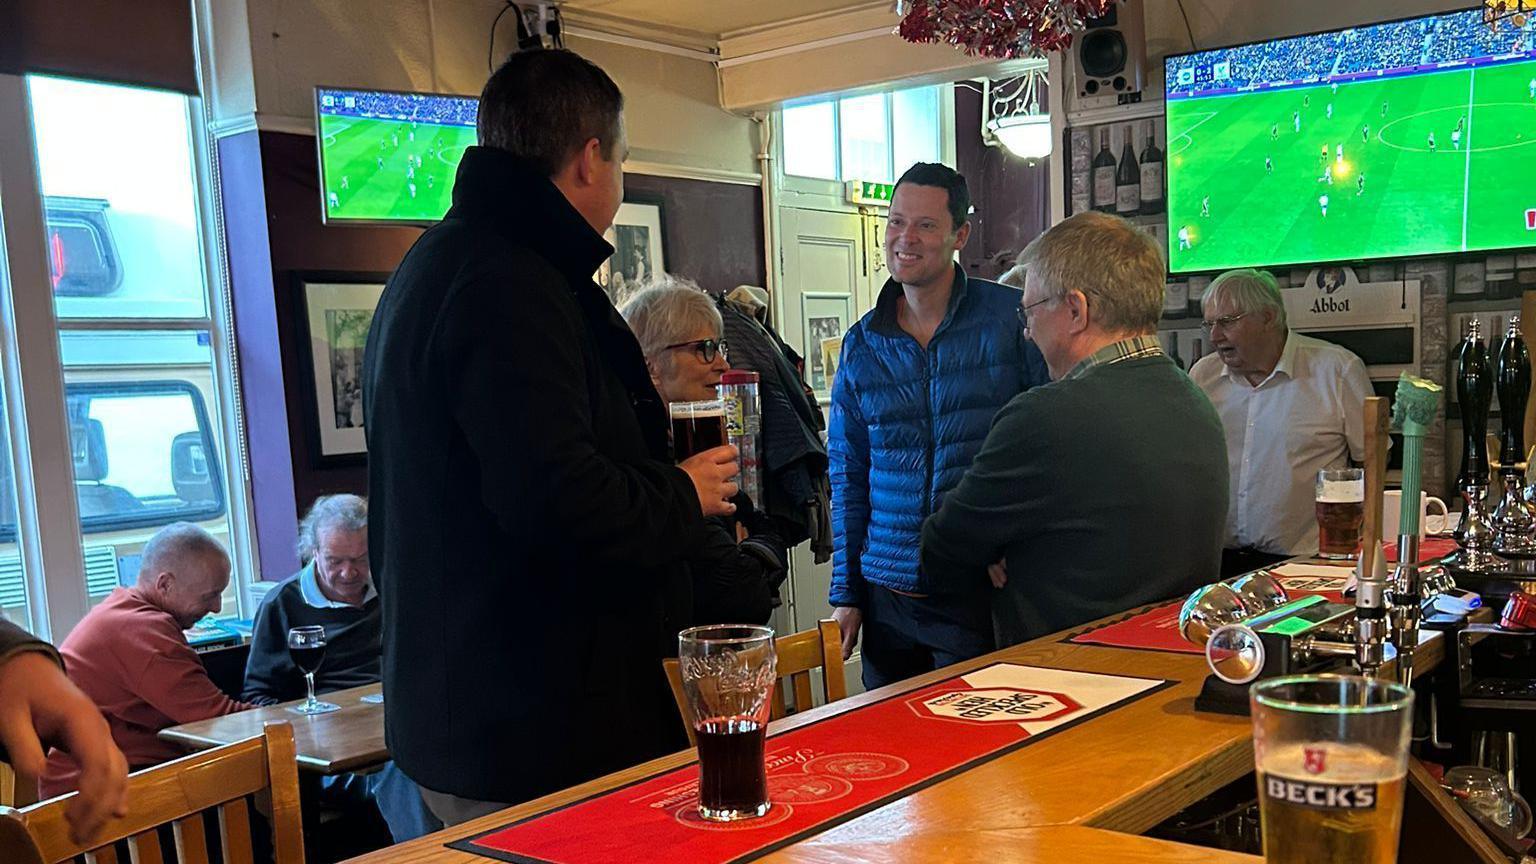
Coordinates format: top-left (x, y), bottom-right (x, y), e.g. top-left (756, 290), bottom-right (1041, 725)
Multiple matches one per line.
top-left (1382, 490), bottom-right (1448, 542)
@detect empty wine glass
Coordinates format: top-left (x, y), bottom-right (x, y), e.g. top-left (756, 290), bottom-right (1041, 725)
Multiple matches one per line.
top-left (287, 625), bottom-right (339, 715)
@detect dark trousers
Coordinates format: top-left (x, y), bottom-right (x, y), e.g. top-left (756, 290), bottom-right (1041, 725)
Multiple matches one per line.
top-left (1220, 547), bottom-right (1290, 581)
top-left (860, 585), bottom-right (995, 691)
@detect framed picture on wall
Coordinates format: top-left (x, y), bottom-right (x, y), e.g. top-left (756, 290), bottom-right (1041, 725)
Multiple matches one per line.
top-left (295, 273), bottom-right (389, 463)
top-left (598, 197), bottom-right (667, 307)
top-left (802, 293), bottom-right (853, 401)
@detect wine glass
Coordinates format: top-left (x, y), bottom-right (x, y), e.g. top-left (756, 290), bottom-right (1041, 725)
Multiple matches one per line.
top-left (287, 625), bottom-right (339, 715)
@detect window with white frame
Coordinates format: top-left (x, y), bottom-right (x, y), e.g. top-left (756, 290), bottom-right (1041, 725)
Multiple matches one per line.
top-left (781, 85), bottom-right (945, 184)
top-left (0, 74), bottom-right (250, 640)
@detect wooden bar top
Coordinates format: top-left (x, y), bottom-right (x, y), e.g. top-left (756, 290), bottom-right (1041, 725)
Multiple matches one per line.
top-left (159, 683), bottom-right (386, 775)
top-left (340, 594), bottom-right (1451, 863)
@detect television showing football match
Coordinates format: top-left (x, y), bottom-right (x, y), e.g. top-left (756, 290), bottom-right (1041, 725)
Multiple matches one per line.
top-left (1164, 9), bottom-right (1536, 273)
top-left (316, 86), bottom-right (479, 224)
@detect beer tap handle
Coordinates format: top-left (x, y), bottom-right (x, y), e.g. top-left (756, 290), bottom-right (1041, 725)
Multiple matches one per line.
top-left (1388, 374), bottom-right (1442, 685)
top-left (1495, 316), bottom-right (1531, 473)
top-left (1457, 318), bottom-right (1492, 487)
top-left (1358, 397), bottom-right (1391, 587)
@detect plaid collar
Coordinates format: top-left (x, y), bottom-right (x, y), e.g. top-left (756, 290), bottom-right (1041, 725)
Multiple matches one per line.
top-left (1062, 334), bottom-right (1165, 381)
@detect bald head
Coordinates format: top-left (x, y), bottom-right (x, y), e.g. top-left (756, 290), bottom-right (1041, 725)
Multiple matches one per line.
top-left (136, 523), bottom-right (231, 628)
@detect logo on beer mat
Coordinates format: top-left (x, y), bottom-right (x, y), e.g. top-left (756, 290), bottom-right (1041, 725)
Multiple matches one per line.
top-left (908, 688), bottom-right (1082, 725)
top-left (800, 752), bottom-right (910, 781)
top-left (1304, 747), bottom-right (1327, 775)
top-left (1280, 576), bottom-right (1348, 594)
top-left (672, 802), bottom-right (794, 831)
top-left (1264, 777), bottom-right (1378, 811)
top-left (766, 772), bottom-right (854, 804)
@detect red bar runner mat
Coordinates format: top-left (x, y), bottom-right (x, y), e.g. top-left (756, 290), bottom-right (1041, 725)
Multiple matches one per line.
top-left (1065, 538), bottom-right (1457, 655)
top-left (450, 663), bottom-right (1172, 864)
top-left (1066, 563), bottom-right (1359, 655)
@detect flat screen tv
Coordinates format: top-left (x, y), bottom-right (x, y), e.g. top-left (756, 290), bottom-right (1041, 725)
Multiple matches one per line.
top-left (315, 86), bottom-right (478, 224)
top-left (1164, 9), bottom-right (1536, 274)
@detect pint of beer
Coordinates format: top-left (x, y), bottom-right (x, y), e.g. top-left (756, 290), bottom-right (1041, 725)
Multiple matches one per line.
top-left (1315, 468), bottom-right (1365, 559)
top-left (678, 625), bottom-right (777, 822)
top-left (1251, 675), bottom-right (1412, 864)
top-left (670, 400), bottom-right (728, 462)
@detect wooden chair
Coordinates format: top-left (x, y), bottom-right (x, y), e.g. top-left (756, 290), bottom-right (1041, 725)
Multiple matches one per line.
top-left (664, 619), bottom-right (848, 747)
top-left (0, 721), bottom-right (304, 864)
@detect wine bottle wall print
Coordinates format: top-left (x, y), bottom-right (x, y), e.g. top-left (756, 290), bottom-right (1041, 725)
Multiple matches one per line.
top-left (1066, 117), bottom-right (1167, 223)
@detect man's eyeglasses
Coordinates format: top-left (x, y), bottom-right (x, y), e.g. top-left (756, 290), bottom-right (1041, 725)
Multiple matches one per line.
top-left (1200, 313), bottom-right (1247, 333)
top-left (664, 338), bottom-right (729, 363)
top-left (1016, 296), bottom-right (1055, 331)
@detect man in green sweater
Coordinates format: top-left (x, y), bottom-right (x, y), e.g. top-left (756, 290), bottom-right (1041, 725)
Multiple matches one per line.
top-left (921, 211), bottom-right (1228, 647)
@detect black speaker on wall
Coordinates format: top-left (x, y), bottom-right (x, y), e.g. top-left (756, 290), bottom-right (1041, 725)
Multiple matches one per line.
top-left (1073, 0), bottom-right (1146, 107)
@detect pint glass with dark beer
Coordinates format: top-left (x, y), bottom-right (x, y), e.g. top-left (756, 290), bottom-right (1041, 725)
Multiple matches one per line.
top-left (678, 624), bottom-right (777, 821)
top-left (670, 400), bottom-right (728, 462)
top-left (1251, 675), bottom-right (1412, 864)
top-left (1315, 468), bottom-right (1365, 559)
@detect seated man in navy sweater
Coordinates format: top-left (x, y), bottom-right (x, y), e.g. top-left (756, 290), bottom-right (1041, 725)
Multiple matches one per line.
top-left (244, 494), bottom-right (439, 842)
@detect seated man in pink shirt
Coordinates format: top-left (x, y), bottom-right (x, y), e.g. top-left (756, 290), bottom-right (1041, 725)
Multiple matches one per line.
top-left (42, 522), bottom-right (254, 797)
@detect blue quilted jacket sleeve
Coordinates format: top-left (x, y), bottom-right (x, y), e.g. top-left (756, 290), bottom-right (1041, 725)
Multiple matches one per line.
top-left (827, 334), bottom-right (870, 607)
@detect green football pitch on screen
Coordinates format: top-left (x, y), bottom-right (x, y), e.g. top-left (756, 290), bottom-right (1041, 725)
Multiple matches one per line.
top-left (319, 114), bottom-right (478, 223)
top-left (1166, 59), bottom-right (1536, 273)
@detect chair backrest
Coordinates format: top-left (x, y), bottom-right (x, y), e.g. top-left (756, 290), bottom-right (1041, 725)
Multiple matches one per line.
top-left (663, 619), bottom-right (847, 747)
top-left (0, 721), bottom-right (305, 864)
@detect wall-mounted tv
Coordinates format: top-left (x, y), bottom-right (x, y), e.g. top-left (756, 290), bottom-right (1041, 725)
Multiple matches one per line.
top-left (316, 86), bottom-right (479, 225)
top-left (1164, 9), bottom-right (1536, 274)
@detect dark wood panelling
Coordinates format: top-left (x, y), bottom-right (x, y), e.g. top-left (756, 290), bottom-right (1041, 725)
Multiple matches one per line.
top-left (955, 84), bottom-right (1051, 281)
top-left (623, 173), bottom-right (766, 291)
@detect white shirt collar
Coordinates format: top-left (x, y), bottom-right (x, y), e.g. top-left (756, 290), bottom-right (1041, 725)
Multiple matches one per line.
top-left (298, 560), bottom-right (377, 609)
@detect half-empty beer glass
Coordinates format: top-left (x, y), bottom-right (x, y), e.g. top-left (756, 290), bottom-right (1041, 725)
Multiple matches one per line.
top-left (1251, 674), bottom-right (1413, 864)
top-left (670, 400), bottom-right (728, 462)
top-left (1316, 468), bottom-right (1365, 559)
top-left (678, 625), bottom-right (777, 821)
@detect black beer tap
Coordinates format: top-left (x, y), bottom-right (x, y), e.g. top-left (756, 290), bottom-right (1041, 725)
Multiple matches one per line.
top-left (1492, 316), bottom-right (1536, 558)
top-left (1458, 319), bottom-right (1492, 488)
top-left (1455, 319), bottom-right (1499, 568)
top-left (1496, 316), bottom-right (1531, 474)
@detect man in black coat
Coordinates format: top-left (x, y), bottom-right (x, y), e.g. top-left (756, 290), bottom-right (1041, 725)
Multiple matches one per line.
top-left (362, 49), bottom-right (739, 824)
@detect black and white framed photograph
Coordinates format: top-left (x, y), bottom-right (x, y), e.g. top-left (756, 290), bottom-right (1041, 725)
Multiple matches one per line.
top-left (802, 293), bottom-right (853, 401)
top-left (296, 273), bottom-right (388, 462)
top-left (598, 198), bottom-right (667, 306)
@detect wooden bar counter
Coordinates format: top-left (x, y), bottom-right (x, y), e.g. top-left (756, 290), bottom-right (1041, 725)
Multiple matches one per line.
top-left (346, 600), bottom-right (1454, 863)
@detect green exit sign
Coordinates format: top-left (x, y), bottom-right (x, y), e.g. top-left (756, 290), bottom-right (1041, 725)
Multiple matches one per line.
top-left (845, 180), bottom-right (894, 206)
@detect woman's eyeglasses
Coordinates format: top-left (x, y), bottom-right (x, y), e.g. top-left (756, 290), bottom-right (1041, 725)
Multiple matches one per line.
top-left (664, 338), bottom-right (729, 363)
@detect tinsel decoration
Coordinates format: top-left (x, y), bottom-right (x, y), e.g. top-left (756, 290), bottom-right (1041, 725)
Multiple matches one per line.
top-left (897, 0), bottom-right (1114, 59)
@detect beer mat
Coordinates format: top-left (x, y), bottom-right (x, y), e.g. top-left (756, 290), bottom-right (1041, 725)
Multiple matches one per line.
top-left (450, 663), bottom-right (1172, 864)
top-left (1066, 569), bottom-right (1352, 655)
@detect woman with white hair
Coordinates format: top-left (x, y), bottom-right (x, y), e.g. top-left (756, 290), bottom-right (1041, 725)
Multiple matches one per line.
top-left (622, 277), bottom-right (785, 625)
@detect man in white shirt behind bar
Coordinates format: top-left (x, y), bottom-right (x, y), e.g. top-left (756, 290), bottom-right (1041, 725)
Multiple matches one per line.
top-left (1189, 268), bottom-right (1373, 576)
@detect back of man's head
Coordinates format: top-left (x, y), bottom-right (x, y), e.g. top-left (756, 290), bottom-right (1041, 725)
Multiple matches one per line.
top-left (894, 162), bottom-right (970, 232)
top-left (477, 49), bottom-right (624, 177)
top-left (1020, 211), bottom-right (1165, 335)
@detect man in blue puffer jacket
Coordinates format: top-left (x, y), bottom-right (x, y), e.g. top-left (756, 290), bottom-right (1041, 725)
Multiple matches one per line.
top-left (828, 162), bottom-right (1049, 690)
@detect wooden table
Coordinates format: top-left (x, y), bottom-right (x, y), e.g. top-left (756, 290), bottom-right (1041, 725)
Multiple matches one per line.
top-left (159, 683), bottom-right (387, 775)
